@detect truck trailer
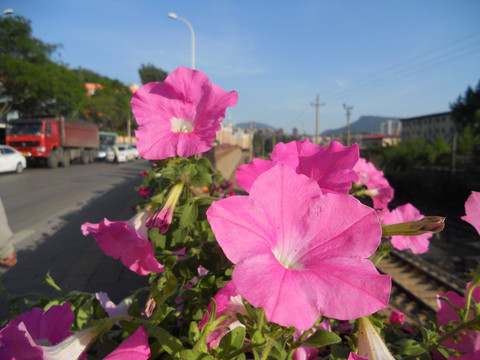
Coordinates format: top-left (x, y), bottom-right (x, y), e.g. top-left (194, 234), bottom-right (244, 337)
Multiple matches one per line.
top-left (6, 115), bottom-right (99, 168)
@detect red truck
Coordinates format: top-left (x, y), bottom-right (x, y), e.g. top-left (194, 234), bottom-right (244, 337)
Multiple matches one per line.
top-left (6, 115), bottom-right (99, 168)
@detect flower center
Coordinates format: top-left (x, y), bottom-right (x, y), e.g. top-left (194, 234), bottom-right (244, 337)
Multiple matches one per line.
top-left (171, 117), bottom-right (194, 133)
top-left (272, 245), bottom-right (304, 270)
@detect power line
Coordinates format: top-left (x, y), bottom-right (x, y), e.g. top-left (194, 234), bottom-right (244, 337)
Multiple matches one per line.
top-left (321, 31), bottom-right (480, 102)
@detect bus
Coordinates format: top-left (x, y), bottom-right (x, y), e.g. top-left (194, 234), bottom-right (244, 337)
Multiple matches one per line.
top-left (96, 131), bottom-right (118, 160)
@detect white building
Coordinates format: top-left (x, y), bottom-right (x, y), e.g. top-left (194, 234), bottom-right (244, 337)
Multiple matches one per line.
top-left (400, 111), bottom-right (456, 141)
top-left (216, 122), bottom-right (252, 150)
top-left (380, 120), bottom-right (402, 136)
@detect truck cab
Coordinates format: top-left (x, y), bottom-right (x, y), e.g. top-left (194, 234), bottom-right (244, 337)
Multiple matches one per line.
top-left (6, 118), bottom-right (60, 162)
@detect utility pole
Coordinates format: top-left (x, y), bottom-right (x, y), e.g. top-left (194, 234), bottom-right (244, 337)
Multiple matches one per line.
top-left (343, 104), bottom-right (354, 146)
top-left (311, 95), bottom-right (325, 144)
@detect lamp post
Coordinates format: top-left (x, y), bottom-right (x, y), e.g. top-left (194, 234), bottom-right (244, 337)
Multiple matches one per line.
top-left (167, 12), bottom-right (195, 69)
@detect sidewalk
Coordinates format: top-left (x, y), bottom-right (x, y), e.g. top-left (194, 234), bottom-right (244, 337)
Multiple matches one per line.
top-left (0, 172), bottom-right (149, 321)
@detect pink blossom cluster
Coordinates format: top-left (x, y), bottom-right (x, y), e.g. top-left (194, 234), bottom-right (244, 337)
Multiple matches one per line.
top-left (0, 303), bottom-right (150, 359)
top-left (208, 142), bottom-right (392, 331)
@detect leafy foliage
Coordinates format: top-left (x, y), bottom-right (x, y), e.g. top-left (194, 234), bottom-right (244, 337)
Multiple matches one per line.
top-left (139, 63), bottom-right (168, 84)
top-left (451, 79), bottom-right (480, 134)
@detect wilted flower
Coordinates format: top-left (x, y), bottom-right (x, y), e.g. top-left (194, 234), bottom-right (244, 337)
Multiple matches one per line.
top-left (208, 165), bottom-right (391, 330)
top-left (236, 140), bottom-right (359, 194)
top-left (380, 203), bottom-right (436, 254)
top-left (354, 157), bottom-right (394, 210)
top-left (461, 191), bottom-right (480, 235)
top-left (357, 317), bottom-right (395, 360)
top-left (131, 66), bottom-right (238, 160)
top-left (81, 209), bottom-right (164, 275)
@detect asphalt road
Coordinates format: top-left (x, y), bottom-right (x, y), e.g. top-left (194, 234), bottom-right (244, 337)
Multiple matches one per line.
top-left (0, 159), bottom-right (150, 247)
top-left (0, 159), bottom-right (152, 320)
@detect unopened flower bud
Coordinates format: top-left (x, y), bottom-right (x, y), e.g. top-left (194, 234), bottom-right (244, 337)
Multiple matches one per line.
top-left (382, 216), bottom-right (445, 237)
top-left (146, 182), bottom-right (184, 233)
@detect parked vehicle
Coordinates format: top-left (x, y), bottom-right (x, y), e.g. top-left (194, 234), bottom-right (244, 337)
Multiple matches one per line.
top-left (6, 115), bottom-right (99, 168)
top-left (0, 145), bottom-right (27, 174)
top-left (129, 144), bottom-right (140, 159)
top-left (95, 145), bottom-right (109, 161)
top-left (106, 145), bottom-right (128, 163)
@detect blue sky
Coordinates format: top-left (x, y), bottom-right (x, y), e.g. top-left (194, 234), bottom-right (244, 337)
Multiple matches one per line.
top-left (3, 0), bottom-right (480, 135)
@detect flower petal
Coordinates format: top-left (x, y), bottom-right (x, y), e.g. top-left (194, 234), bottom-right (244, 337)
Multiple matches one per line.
top-left (104, 327), bottom-right (150, 360)
top-left (462, 191), bottom-right (480, 235)
top-left (81, 216), bottom-right (163, 275)
top-left (131, 66), bottom-right (237, 159)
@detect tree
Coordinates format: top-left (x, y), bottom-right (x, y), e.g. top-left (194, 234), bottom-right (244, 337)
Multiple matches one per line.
top-left (75, 69), bottom-right (133, 132)
top-left (138, 63), bottom-right (168, 84)
top-left (0, 15), bottom-right (88, 115)
top-left (450, 80), bottom-right (480, 133)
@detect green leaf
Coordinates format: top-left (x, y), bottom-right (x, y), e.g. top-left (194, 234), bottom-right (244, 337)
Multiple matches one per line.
top-left (197, 157), bottom-right (213, 171)
top-left (191, 161), bottom-right (212, 187)
top-left (302, 329), bottom-right (341, 348)
top-left (42, 271), bottom-right (62, 292)
top-left (149, 228), bottom-right (167, 249)
top-left (180, 202), bottom-right (199, 228)
top-left (143, 323), bottom-right (183, 355)
top-left (399, 339), bottom-right (425, 357)
top-left (217, 326), bottom-right (246, 358)
top-left (179, 349), bottom-right (215, 360)
top-left (252, 329), bottom-right (265, 345)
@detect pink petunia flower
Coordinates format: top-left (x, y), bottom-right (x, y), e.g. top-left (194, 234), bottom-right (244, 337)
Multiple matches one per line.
top-left (131, 66), bottom-right (238, 160)
top-left (207, 165), bottom-right (391, 331)
top-left (354, 157), bottom-right (394, 210)
top-left (104, 327), bottom-right (150, 360)
top-left (139, 188), bottom-right (149, 196)
top-left (0, 303), bottom-right (74, 358)
top-left (81, 209), bottom-right (164, 275)
top-left (199, 281), bottom-right (248, 349)
top-left (436, 283), bottom-right (480, 359)
top-left (461, 191), bottom-right (480, 235)
top-left (236, 140), bottom-right (359, 194)
top-left (380, 203), bottom-right (432, 254)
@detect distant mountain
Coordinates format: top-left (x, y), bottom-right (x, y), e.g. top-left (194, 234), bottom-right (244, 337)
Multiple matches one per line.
top-left (321, 116), bottom-right (399, 136)
top-left (236, 122), bottom-right (276, 130)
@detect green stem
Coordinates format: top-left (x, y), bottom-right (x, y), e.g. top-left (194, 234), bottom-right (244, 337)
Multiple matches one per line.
top-left (462, 284), bottom-right (476, 322)
top-left (437, 313), bottom-right (480, 345)
top-left (286, 329), bottom-right (311, 360)
top-left (258, 308), bottom-right (265, 330)
top-left (260, 339), bottom-right (274, 360)
top-left (225, 342), bottom-right (256, 360)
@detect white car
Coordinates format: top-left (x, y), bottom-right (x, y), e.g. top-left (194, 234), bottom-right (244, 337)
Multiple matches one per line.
top-left (0, 145), bottom-right (27, 174)
top-left (127, 144), bottom-right (140, 160)
top-left (106, 146), bottom-right (128, 163)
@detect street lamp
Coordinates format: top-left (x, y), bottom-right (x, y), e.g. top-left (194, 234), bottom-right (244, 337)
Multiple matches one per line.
top-left (167, 12), bottom-right (195, 69)
top-left (2, 9), bottom-right (14, 15)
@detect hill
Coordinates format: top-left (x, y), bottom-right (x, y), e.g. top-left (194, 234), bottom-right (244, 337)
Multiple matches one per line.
top-left (321, 116), bottom-right (398, 136)
top-left (236, 122), bottom-right (276, 130)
